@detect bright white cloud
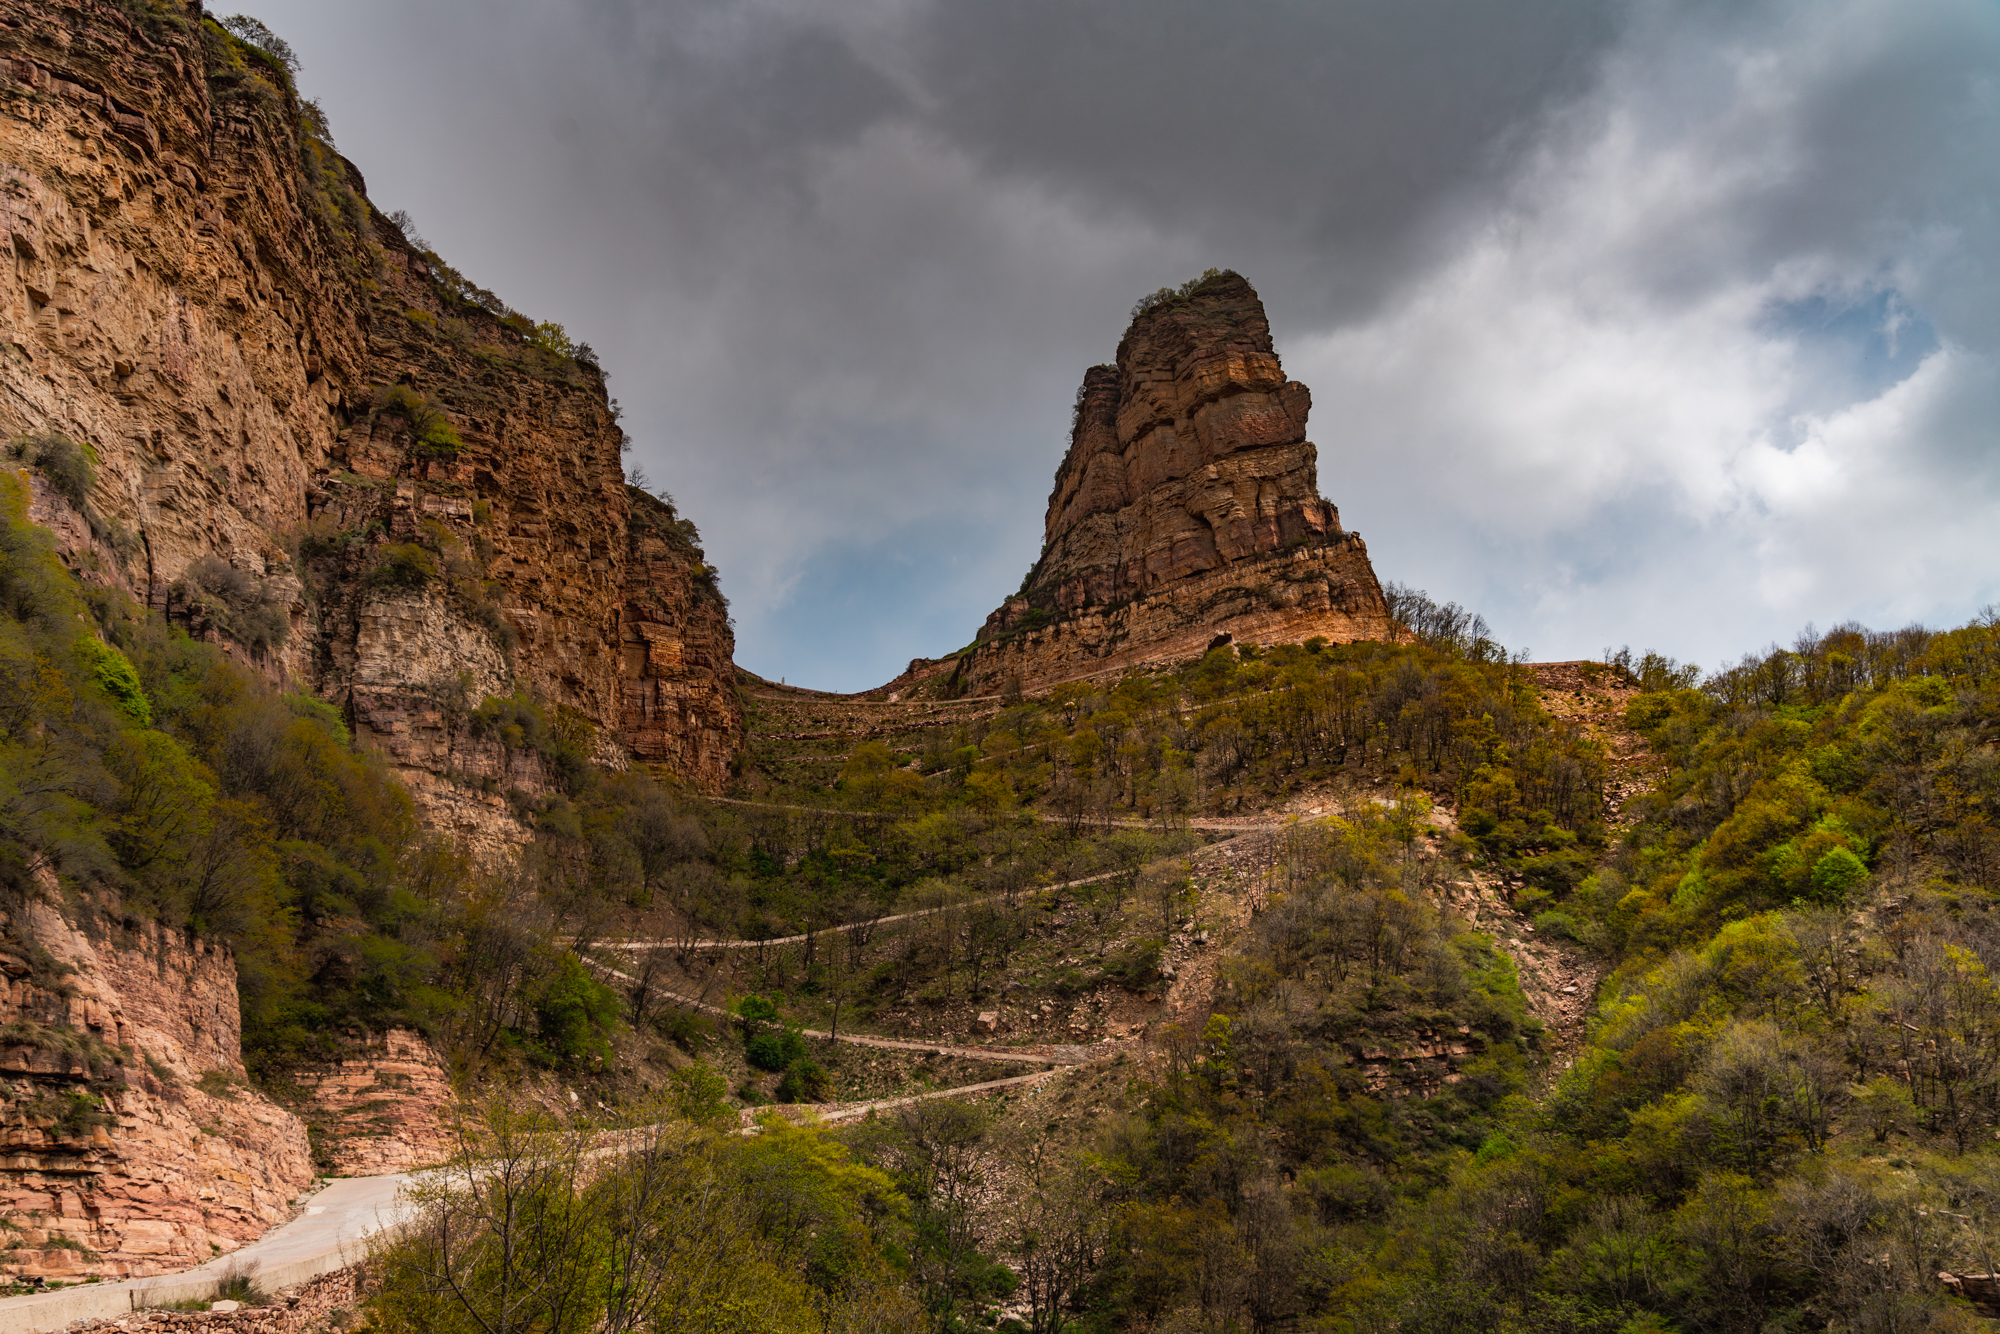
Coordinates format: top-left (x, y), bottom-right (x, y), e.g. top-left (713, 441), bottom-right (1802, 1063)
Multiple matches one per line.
top-left (1295, 0), bottom-right (2000, 668)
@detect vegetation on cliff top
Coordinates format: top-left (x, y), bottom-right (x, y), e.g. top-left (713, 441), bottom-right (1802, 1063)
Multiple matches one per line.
top-left (1127, 267), bottom-right (1244, 326)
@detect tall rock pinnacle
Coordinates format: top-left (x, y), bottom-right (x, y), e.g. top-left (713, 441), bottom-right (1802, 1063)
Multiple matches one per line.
top-left (944, 270), bottom-right (1390, 694)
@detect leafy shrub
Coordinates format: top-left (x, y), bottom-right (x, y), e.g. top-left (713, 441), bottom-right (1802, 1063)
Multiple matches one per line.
top-left (218, 14), bottom-right (298, 79)
top-left (75, 636), bottom-right (151, 725)
top-left (745, 1027), bottom-right (807, 1073)
top-left (1296, 1163), bottom-right (1392, 1222)
top-left (1129, 267), bottom-right (1234, 321)
top-left (774, 1057), bottom-right (829, 1103)
top-left (664, 1063), bottom-right (731, 1123)
top-left (528, 321), bottom-right (576, 358)
top-left (371, 385), bottom-right (461, 463)
top-left (283, 691), bottom-right (350, 746)
top-left (213, 1262), bottom-right (269, 1307)
top-left (1533, 910), bottom-right (1580, 941)
top-left (472, 691), bottom-right (544, 749)
top-left (1103, 938), bottom-right (1164, 989)
top-left (50, 1090), bottom-right (116, 1140)
top-left (530, 955), bottom-right (620, 1068)
top-left (692, 563), bottom-right (729, 615)
top-left (653, 1005), bottom-right (716, 1052)
top-left (298, 123), bottom-right (369, 245)
top-left (1809, 845), bottom-right (1869, 900)
top-left (7, 432), bottom-right (96, 510)
top-left (172, 555), bottom-right (289, 652)
top-left (1051, 966), bottom-right (1096, 997)
top-left (367, 543), bottom-right (437, 592)
top-left (737, 993), bottom-right (783, 1028)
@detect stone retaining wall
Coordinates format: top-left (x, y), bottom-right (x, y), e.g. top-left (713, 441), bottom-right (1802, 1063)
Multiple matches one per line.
top-left (57, 1267), bottom-right (359, 1333)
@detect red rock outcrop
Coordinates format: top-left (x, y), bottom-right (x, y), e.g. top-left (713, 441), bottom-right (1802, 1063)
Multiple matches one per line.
top-left (619, 490), bottom-right (741, 789)
top-left (0, 903), bottom-right (314, 1280)
top-left (0, 0), bottom-right (742, 824)
top-left (945, 271), bottom-right (1390, 694)
top-left (290, 1028), bottom-right (453, 1177)
top-left (0, 0), bottom-right (743, 1270)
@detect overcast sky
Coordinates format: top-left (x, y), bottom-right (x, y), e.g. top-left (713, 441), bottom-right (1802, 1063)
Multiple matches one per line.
top-left (253, 0), bottom-right (2000, 691)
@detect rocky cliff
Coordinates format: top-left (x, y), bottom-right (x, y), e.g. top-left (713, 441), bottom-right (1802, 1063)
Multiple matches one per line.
top-left (0, 0), bottom-right (741, 834)
top-left (290, 1028), bottom-right (453, 1177)
top-left (0, 0), bottom-right (744, 1278)
top-left (0, 898), bottom-right (315, 1280)
top-left (944, 271), bottom-right (1389, 694)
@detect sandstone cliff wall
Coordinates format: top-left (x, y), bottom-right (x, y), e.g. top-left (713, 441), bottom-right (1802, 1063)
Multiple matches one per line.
top-left (948, 272), bottom-right (1390, 694)
top-left (0, 0), bottom-right (742, 1277)
top-left (619, 489), bottom-right (741, 788)
top-left (290, 1027), bottom-right (452, 1177)
top-left (0, 0), bottom-right (741, 822)
top-left (0, 901), bottom-right (314, 1281)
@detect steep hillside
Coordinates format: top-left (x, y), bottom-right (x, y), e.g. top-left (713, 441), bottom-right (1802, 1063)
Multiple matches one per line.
top-left (0, 0), bottom-right (740, 849)
top-left (598, 616), bottom-right (1999, 1334)
top-left (0, 0), bottom-right (744, 1291)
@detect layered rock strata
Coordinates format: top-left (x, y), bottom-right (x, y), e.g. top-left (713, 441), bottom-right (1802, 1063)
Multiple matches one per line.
top-left (0, 0), bottom-right (741, 820)
top-left (0, 0), bottom-right (743, 1272)
top-left (0, 903), bottom-right (314, 1280)
top-left (947, 271), bottom-right (1390, 694)
top-left (291, 1029), bottom-right (453, 1177)
top-left (619, 489), bottom-right (742, 786)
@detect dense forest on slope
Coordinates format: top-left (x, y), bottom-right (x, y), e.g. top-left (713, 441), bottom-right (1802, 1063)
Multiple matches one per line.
top-left (716, 606), bottom-right (2000, 1332)
top-left (1066, 618), bottom-right (2000, 1334)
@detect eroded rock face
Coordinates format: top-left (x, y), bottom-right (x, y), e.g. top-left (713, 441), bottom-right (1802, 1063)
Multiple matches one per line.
top-left (619, 490), bottom-right (742, 791)
top-left (0, 1), bottom-right (741, 822)
top-left (0, 904), bottom-right (314, 1279)
top-left (0, 0), bottom-right (742, 1267)
top-left (292, 1028), bottom-right (454, 1177)
top-left (948, 272), bottom-right (1390, 694)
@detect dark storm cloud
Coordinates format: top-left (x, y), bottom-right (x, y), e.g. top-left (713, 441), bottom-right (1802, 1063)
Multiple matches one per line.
top-left (897, 1), bottom-right (1625, 302)
top-left (258, 0), bottom-right (2000, 688)
top-left (562, 0), bottom-right (1630, 318)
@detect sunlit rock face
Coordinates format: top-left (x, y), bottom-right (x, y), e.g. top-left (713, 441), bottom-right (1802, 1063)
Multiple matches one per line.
top-left (951, 271), bottom-right (1390, 694)
top-left (0, 903), bottom-right (315, 1280)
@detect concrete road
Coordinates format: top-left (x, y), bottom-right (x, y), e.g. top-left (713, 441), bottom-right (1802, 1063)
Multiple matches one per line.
top-left (0, 1173), bottom-right (414, 1333)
